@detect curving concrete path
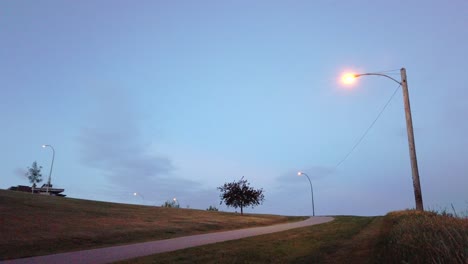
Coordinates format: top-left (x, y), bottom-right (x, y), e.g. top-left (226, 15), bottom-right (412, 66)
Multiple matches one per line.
top-left (2, 216), bottom-right (333, 264)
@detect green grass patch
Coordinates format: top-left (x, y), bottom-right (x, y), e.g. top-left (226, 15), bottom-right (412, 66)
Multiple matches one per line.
top-left (116, 216), bottom-right (379, 264)
top-left (116, 211), bottom-right (468, 264)
top-left (0, 190), bottom-right (305, 260)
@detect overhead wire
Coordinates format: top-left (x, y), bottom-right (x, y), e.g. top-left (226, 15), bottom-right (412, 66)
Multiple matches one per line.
top-left (334, 83), bottom-right (401, 169)
top-left (372, 69), bottom-right (401, 74)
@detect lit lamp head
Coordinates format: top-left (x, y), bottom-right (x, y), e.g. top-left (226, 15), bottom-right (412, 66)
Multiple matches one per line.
top-left (341, 73), bottom-right (358, 85)
top-left (297, 171), bottom-right (303, 176)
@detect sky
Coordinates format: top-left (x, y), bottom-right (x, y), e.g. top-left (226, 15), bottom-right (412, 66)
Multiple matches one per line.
top-left (1, 0), bottom-right (467, 216)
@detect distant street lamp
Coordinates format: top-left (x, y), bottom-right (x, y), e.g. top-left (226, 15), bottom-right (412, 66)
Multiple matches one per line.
top-left (341, 68), bottom-right (423, 211)
top-left (173, 197), bottom-right (180, 208)
top-left (297, 171), bottom-right (315, 216)
top-left (133, 192), bottom-right (145, 200)
top-left (42, 144), bottom-right (55, 194)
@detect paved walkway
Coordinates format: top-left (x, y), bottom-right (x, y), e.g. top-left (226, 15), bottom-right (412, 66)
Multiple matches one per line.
top-left (3, 216), bottom-right (333, 264)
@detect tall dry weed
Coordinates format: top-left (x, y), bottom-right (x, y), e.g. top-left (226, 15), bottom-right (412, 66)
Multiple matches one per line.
top-left (377, 210), bottom-right (468, 264)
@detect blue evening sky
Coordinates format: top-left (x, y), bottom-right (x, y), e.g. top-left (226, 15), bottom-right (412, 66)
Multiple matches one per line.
top-left (1, 1), bottom-right (467, 216)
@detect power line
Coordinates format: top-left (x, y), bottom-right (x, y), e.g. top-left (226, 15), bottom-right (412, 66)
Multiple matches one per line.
top-left (334, 84), bottom-right (401, 169)
top-left (370, 69), bottom-right (401, 75)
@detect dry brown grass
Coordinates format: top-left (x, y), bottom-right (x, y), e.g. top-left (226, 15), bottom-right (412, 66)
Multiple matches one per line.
top-left (374, 210), bottom-right (468, 264)
top-left (0, 189), bottom-right (305, 260)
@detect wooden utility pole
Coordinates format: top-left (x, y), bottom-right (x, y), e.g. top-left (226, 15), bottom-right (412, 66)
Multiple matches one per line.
top-left (400, 68), bottom-right (424, 211)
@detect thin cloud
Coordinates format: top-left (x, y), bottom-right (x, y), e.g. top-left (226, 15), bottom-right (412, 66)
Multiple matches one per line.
top-left (79, 125), bottom-right (173, 186)
top-left (77, 87), bottom-right (174, 196)
top-left (76, 86), bottom-right (215, 208)
top-left (13, 167), bottom-right (27, 181)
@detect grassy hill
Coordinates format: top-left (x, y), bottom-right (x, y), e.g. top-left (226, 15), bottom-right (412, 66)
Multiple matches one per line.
top-left (0, 189), bottom-right (305, 260)
top-left (120, 211), bottom-right (467, 264)
top-left (2, 189), bottom-right (466, 263)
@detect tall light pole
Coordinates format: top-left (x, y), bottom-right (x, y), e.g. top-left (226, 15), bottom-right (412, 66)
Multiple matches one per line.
top-left (42, 144), bottom-right (55, 194)
top-left (297, 171), bottom-right (315, 216)
top-left (343, 68), bottom-right (423, 211)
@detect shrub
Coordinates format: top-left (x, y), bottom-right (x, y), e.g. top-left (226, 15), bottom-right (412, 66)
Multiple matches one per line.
top-left (161, 200), bottom-right (179, 208)
top-left (206, 205), bottom-right (219, 211)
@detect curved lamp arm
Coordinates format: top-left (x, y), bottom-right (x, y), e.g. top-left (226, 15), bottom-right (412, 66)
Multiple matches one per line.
top-left (297, 171), bottom-right (315, 216)
top-left (355, 73), bottom-right (401, 85)
top-left (42, 144), bottom-right (55, 193)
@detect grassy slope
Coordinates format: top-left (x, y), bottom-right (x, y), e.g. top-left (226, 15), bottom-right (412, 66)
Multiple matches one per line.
top-left (117, 216), bottom-right (381, 264)
top-left (5, 189), bottom-right (464, 263)
top-left (0, 190), bottom-right (305, 260)
top-left (117, 210), bottom-right (468, 264)
top-left (373, 210), bottom-right (468, 264)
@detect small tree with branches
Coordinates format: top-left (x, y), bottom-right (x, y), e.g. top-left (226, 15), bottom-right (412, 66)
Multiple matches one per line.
top-left (25, 161), bottom-right (42, 193)
top-left (161, 200), bottom-right (180, 208)
top-left (218, 177), bottom-right (265, 215)
top-left (206, 205), bottom-right (219, 211)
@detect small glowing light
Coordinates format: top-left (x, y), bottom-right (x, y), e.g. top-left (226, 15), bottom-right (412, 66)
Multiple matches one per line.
top-left (297, 171), bottom-right (302, 176)
top-left (342, 73), bottom-right (357, 85)
top-left (133, 192), bottom-right (137, 196)
top-left (173, 198), bottom-right (177, 201)
top-left (42, 145), bottom-right (46, 148)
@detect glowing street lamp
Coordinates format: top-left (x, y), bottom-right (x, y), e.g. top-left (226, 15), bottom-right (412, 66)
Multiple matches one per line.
top-left (173, 197), bottom-right (180, 208)
top-left (341, 73), bottom-right (358, 85)
top-left (297, 171), bottom-right (315, 216)
top-left (42, 144), bottom-right (55, 194)
top-left (342, 72), bottom-right (402, 86)
top-left (133, 192), bottom-right (145, 200)
top-left (341, 68), bottom-right (423, 211)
